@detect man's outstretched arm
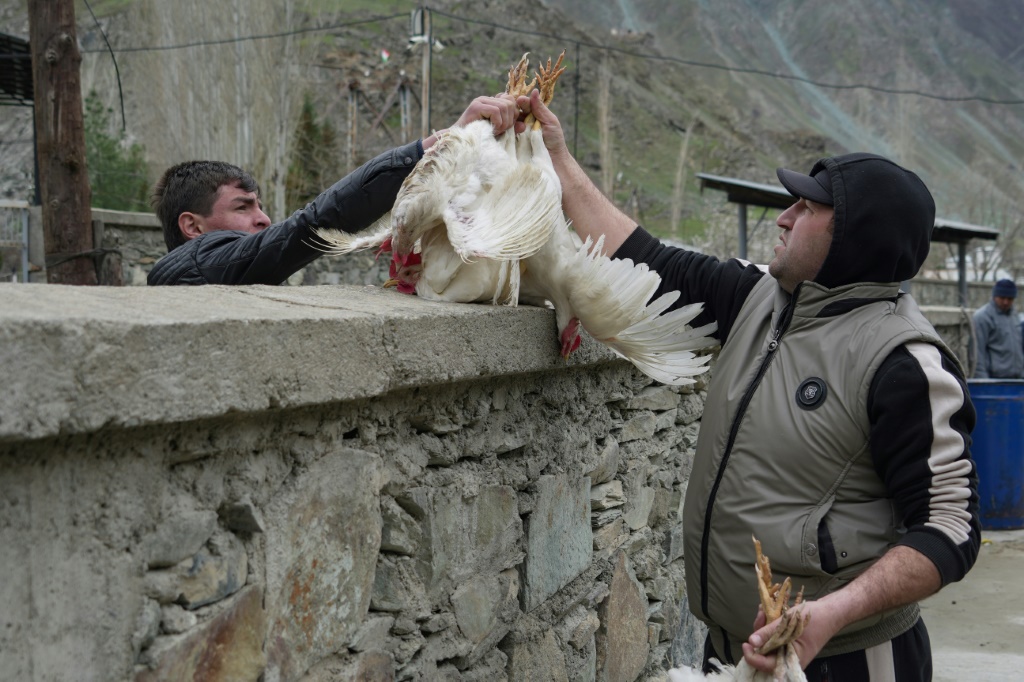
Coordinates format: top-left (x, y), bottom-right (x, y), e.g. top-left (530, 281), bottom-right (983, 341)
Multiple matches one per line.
top-left (518, 90), bottom-right (637, 254)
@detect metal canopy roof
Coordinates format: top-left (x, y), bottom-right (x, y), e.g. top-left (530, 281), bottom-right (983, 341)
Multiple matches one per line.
top-left (696, 172), bottom-right (999, 306)
top-left (1, 32), bottom-right (33, 106)
top-left (697, 172), bottom-right (1000, 245)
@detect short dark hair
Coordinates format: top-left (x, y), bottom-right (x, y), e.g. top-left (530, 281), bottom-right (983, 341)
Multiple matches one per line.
top-left (151, 161), bottom-right (261, 251)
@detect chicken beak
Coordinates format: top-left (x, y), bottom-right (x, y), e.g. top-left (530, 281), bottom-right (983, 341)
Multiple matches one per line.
top-left (383, 278), bottom-right (400, 288)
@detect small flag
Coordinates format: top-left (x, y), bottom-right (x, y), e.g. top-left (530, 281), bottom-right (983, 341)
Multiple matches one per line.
top-left (381, 49), bottom-right (390, 63)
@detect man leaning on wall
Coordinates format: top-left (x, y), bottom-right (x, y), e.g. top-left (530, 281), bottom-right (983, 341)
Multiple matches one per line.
top-left (972, 279), bottom-right (1024, 379)
top-left (146, 96), bottom-right (524, 286)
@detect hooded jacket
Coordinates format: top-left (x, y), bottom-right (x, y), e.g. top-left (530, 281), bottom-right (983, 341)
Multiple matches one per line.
top-left (147, 140), bottom-right (423, 286)
top-left (616, 153), bottom-right (979, 661)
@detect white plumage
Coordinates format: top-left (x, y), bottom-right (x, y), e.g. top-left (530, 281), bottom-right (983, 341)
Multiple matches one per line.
top-left (315, 54), bottom-right (717, 386)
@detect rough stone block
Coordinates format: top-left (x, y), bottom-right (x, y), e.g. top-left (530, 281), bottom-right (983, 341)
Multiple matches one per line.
top-left (370, 556), bottom-right (429, 615)
top-left (300, 651), bottom-right (395, 682)
top-left (617, 412), bottom-right (657, 443)
top-left (380, 496), bottom-right (422, 556)
top-left (407, 485), bottom-right (523, 598)
top-left (675, 392), bottom-right (705, 425)
top-left (664, 525), bottom-right (685, 565)
top-left (596, 552), bottom-right (649, 682)
top-left (178, 532), bottom-right (248, 609)
top-left (451, 574), bottom-right (502, 645)
top-left (141, 509), bottom-right (218, 569)
top-left (452, 569), bottom-right (520, 667)
top-left (142, 531), bottom-right (248, 610)
top-left (590, 481), bottom-right (624, 511)
top-left (591, 508), bottom-right (622, 528)
top-left (217, 500), bottom-right (265, 534)
top-left (420, 612), bottom-right (456, 635)
top-left (623, 487), bottom-right (656, 531)
top-left (626, 386), bottom-right (680, 411)
top-left (569, 636), bottom-right (597, 682)
top-left (563, 606), bottom-right (600, 651)
top-left (136, 585), bottom-right (266, 682)
top-left (654, 408), bottom-right (678, 433)
top-left (592, 518), bottom-right (627, 555)
top-left (264, 448), bottom-right (383, 682)
top-left (460, 647), bottom-right (508, 682)
top-left (649, 486), bottom-right (679, 528)
top-left (351, 615), bottom-right (395, 652)
top-left (131, 599), bottom-right (161, 660)
top-left (160, 603), bottom-right (198, 635)
top-left (585, 441), bottom-right (619, 485)
top-left (504, 628), bottom-right (568, 682)
top-left (670, 595), bottom-right (709, 671)
top-left (521, 475), bottom-right (592, 612)
top-left (680, 423), bottom-right (701, 450)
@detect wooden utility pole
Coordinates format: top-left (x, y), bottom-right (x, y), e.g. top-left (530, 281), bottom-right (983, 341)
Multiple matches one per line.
top-left (419, 8), bottom-right (432, 137)
top-left (347, 80), bottom-right (360, 172)
top-left (28, 0), bottom-right (95, 285)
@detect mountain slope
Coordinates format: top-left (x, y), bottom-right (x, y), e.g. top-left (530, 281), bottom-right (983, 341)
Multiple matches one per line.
top-left (2, 0), bottom-right (1022, 274)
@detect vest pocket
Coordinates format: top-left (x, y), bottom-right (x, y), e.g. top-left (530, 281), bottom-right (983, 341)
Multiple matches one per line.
top-left (817, 519), bottom-right (838, 574)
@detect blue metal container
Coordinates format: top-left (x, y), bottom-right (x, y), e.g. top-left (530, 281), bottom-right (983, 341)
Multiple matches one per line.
top-left (967, 379), bottom-right (1024, 530)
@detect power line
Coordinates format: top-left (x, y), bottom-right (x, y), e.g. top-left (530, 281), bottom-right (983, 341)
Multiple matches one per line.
top-left (3, 7), bottom-right (1022, 105)
top-left (82, 0), bottom-right (127, 130)
top-left (79, 13), bottom-right (406, 53)
top-left (426, 8), bottom-right (1024, 106)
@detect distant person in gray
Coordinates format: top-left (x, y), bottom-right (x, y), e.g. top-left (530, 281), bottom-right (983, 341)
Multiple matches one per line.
top-left (146, 96), bottom-right (524, 285)
top-left (972, 279), bottom-right (1024, 378)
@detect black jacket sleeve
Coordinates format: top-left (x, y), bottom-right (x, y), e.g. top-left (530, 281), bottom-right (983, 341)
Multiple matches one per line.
top-left (613, 226), bottom-right (766, 342)
top-left (148, 140), bottom-right (423, 286)
top-left (867, 343), bottom-right (981, 585)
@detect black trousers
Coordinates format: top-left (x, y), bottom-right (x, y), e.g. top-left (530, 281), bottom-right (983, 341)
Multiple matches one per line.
top-left (703, 618), bottom-right (932, 682)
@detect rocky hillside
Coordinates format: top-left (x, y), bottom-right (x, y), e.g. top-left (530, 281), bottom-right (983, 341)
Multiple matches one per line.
top-left (3, 0), bottom-right (1022, 264)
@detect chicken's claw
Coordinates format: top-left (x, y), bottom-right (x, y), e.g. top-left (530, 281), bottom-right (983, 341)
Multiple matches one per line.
top-left (519, 50), bottom-right (567, 130)
top-left (536, 50), bottom-right (566, 105)
top-left (505, 52), bottom-right (536, 97)
top-left (749, 536), bottom-right (810, 680)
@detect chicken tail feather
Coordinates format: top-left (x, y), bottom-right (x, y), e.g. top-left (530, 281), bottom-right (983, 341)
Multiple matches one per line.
top-left (311, 213), bottom-right (392, 255)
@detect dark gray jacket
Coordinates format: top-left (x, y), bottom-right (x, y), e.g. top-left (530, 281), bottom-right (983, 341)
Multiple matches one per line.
top-left (147, 140), bottom-right (423, 285)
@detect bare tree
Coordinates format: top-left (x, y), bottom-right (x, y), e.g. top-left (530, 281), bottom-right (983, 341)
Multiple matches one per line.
top-left (598, 50), bottom-right (614, 197)
top-left (669, 115), bottom-right (699, 240)
top-left (83, 0), bottom-right (317, 222)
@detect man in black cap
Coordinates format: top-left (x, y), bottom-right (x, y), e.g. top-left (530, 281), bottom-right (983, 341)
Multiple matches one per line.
top-left (519, 91), bottom-right (979, 681)
top-left (972, 279), bottom-right (1023, 378)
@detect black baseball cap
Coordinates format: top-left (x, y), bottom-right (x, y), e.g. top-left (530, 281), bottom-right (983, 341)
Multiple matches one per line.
top-left (776, 166), bottom-right (833, 206)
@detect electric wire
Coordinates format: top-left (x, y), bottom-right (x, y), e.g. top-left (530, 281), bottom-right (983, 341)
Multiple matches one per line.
top-left (2, 6), bottom-right (1023, 109)
top-left (82, 0), bottom-right (127, 131)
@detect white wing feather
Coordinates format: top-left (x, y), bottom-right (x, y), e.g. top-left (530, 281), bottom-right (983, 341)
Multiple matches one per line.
top-left (312, 213), bottom-right (391, 255)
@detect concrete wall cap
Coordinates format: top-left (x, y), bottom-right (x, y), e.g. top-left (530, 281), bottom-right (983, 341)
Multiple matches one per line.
top-left (0, 284), bottom-right (617, 443)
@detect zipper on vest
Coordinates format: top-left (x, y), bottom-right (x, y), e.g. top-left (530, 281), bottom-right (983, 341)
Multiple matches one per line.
top-left (698, 290), bottom-right (798, 620)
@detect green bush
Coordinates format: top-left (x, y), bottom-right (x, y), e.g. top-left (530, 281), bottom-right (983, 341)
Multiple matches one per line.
top-left (84, 90), bottom-right (151, 211)
top-left (286, 93), bottom-right (341, 214)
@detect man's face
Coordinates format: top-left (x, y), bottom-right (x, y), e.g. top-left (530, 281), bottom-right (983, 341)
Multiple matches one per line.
top-left (180, 182), bottom-right (270, 240)
top-left (994, 296), bottom-right (1015, 313)
top-left (769, 198), bottom-right (835, 293)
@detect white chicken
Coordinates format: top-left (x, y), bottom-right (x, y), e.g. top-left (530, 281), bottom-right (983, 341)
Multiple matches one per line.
top-left (667, 538), bottom-right (809, 682)
top-left (315, 53), bottom-right (717, 386)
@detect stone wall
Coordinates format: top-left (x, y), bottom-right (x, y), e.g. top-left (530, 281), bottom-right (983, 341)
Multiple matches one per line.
top-left (0, 284), bottom-right (711, 682)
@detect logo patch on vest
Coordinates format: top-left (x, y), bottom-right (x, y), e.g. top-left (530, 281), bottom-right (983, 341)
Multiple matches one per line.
top-left (796, 378), bottom-right (828, 410)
